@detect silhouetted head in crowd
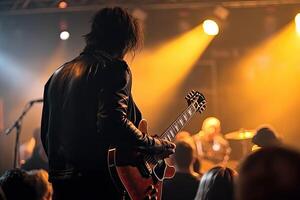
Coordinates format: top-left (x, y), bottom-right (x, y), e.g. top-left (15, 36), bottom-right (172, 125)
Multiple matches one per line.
top-left (174, 132), bottom-right (202, 175)
top-left (84, 7), bottom-right (142, 59)
top-left (0, 168), bottom-right (36, 200)
top-left (194, 166), bottom-right (237, 200)
top-left (237, 146), bottom-right (300, 200)
top-left (174, 140), bottom-right (197, 173)
top-left (27, 169), bottom-right (53, 200)
top-left (0, 168), bottom-right (53, 200)
top-left (252, 125), bottom-right (281, 150)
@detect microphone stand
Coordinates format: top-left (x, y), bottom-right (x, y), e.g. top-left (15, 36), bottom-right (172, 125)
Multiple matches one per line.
top-left (1, 101), bottom-right (37, 168)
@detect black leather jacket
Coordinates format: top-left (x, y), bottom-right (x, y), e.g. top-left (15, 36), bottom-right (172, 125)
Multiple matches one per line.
top-left (41, 49), bottom-right (153, 180)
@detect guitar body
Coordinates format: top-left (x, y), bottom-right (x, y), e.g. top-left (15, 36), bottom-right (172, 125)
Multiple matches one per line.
top-left (108, 119), bottom-right (175, 200)
top-left (107, 91), bottom-right (206, 200)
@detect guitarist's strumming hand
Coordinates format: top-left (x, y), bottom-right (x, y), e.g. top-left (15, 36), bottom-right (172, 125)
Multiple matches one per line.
top-left (152, 138), bottom-right (176, 160)
top-left (138, 137), bottom-right (176, 160)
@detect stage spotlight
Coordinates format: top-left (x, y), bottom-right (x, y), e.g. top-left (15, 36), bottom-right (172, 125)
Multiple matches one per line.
top-left (127, 24), bottom-right (215, 126)
top-left (60, 31), bottom-right (70, 40)
top-left (58, 1), bottom-right (68, 9)
top-left (295, 13), bottom-right (300, 35)
top-left (203, 19), bottom-right (219, 36)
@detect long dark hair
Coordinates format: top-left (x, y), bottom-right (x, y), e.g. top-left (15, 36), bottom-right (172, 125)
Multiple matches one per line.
top-left (195, 166), bottom-right (236, 200)
top-left (84, 7), bottom-right (142, 57)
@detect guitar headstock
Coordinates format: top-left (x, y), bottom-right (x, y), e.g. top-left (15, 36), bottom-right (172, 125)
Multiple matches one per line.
top-left (185, 90), bottom-right (206, 113)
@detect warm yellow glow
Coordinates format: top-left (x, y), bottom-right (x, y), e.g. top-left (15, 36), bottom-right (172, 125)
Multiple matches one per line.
top-left (244, 131), bottom-right (253, 139)
top-left (237, 22), bottom-right (300, 102)
top-left (295, 13), bottom-right (300, 35)
top-left (126, 24), bottom-right (215, 128)
top-left (234, 21), bottom-right (300, 147)
top-left (203, 19), bottom-right (219, 36)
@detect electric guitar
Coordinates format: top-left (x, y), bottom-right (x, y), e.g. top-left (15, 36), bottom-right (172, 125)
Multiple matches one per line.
top-left (108, 90), bottom-right (206, 200)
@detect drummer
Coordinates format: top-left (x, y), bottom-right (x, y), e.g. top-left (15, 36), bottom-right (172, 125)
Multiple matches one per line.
top-left (192, 117), bottom-right (231, 171)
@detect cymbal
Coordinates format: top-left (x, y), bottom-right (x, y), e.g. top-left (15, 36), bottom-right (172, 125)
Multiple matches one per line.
top-left (225, 129), bottom-right (255, 140)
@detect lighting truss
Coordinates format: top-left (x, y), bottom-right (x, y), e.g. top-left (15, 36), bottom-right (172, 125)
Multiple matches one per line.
top-left (1, 0), bottom-right (300, 15)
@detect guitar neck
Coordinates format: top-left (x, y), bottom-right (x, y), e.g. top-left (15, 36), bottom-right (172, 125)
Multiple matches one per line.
top-left (160, 102), bottom-right (199, 142)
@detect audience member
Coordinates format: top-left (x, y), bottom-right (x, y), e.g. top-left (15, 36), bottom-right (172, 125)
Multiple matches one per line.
top-left (163, 140), bottom-right (201, 200)
top-left (194, 166), bottom-right (237, 200)
top-left (0, 168), bottom-right (36, 200)
top-left (236, 146), bottom-right (300, 200)
top-left (173, 131), bottom-right (202, 174)
top-left (27, 169), bottom-right (53, 200)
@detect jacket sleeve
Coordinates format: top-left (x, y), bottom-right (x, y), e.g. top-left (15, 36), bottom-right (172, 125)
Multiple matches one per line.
top-left (96, 61), bottom-right (154, 147)
top-left (40, 79), bottom-right (51, 155)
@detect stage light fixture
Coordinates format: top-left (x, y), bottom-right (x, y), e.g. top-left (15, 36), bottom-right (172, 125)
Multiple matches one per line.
top-left (203, 19), bottom-right (219, 36)
top-left (60, 31), bottom-right (70, 40)
top-left (58, 1), bottom-right (68, 9)
top-left (295, 13), bottom-right (300, 35)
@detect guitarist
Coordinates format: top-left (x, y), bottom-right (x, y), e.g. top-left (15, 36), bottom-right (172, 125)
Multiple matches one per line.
top-left (41, 7), bottom-right (175, 200)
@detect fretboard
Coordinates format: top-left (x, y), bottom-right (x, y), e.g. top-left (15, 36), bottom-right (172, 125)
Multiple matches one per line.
top-left (160, 101), bottom-right (200, 142)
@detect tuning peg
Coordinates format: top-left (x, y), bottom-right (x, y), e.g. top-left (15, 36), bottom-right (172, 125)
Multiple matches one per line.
top-left (201, 94), bottom-right (206, 100)
top-left (186, 92), bottom-right (193, 99)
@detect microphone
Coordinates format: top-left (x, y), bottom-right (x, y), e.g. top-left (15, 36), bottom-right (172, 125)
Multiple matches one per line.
top-left (29, 98), bottom-right (43, 104)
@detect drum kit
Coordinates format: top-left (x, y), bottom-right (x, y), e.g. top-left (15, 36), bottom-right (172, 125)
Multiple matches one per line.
top-left (200, 128), bottom-right (256, 172)
top-left (225, 128), bottom-right (255, 140)
top-left (224, 128), bottom-right (256, 159)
